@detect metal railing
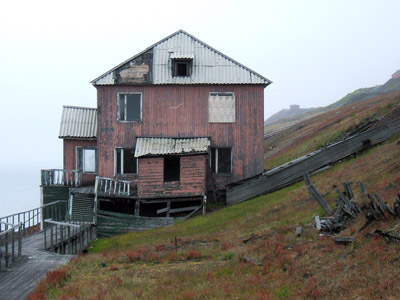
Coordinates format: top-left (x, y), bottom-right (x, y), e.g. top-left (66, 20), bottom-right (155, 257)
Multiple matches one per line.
top-left (0, 200), bottom-right (68, 237)
top-left (0, 222), bottom-right (23, 271)
top-left (95, 176), bottom-right (137, 196)
top-left (44, 219), bottom-right (95, 255)
top-left (41, 169), bottom-right (82, 186)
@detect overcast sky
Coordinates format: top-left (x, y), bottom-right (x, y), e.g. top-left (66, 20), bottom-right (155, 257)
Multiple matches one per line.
top-left (1, 0), bottom-right (400, 170)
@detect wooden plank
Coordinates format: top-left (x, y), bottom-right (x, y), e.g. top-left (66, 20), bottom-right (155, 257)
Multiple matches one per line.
top-left (169, 206), bottom-right (201, 214)
top-left (157, 207), bottom-right (169, 214)
top-left (334, 236), bottom-right (355, 245)
top-left (315, 216), bottom-right (321, 231)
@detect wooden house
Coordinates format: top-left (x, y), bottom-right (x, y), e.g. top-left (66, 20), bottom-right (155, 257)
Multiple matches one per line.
top-left (41, 30), bottom-right (271, 233)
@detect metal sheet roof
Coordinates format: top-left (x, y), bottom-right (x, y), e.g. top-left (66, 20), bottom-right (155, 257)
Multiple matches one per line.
top-left (59, 106), bottom-right (97, 139)
top-left (135, 137), bottom-right (210, 157)
top-left (170, 52), bottom-right (194, 59)
top-left (92, 30), bottom-right (272, 86)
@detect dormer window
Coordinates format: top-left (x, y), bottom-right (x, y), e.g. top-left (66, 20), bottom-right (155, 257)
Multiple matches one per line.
top-left (172, 59), bottom-right (192, 77)
top-left (170, 52), bottom-right (194, 77)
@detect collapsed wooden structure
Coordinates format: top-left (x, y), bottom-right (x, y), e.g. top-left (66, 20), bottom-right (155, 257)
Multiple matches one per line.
top-left (307, 174), bottom-right (400, 233)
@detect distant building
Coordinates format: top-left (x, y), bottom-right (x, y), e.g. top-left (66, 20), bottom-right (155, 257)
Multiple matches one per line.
top-left (392, 70), bottom-right (400, 79)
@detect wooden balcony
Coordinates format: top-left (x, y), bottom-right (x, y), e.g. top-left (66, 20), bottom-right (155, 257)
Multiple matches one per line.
top-left (95, 176), bottom-right (137, 197)
top-left (41, 169), bottom-right (82, 187)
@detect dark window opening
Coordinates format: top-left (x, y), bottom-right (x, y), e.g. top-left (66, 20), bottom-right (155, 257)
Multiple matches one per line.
top-left (118, 93), bottom-right (141, 121)
top-left (210, 148), bottom-right (232, 174)
top-left (115, 148), bottom-right (137, 174)
top-left (164, 156), bottom-right (180, 182)
top-left (172, 59), bottom-right (192, 77)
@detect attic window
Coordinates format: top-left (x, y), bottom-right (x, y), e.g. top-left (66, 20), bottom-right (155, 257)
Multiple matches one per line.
top-left (172, 59), bottom-right (192, 77)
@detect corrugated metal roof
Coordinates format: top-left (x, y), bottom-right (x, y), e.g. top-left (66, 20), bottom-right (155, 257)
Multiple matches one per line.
top-left (59, 106), bottom-right (97, 139)
top-left (135, 137), bottom-right (210, 157)
top-left (92, 30), bottom-right (272, 86)
top-left (170, 52), bottom-right (194, 59)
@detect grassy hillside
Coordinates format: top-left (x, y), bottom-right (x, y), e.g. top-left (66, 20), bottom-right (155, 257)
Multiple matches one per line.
top-left (29, 95), bottom-right (400, 300)
top-left (264, 91), bottom-right (400, 169)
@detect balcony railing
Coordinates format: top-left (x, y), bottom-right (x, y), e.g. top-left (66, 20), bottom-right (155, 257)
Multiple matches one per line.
top-left (41, 169), bottom-right (82, 186)
top-left (95, 176), bottom-right (137, 197)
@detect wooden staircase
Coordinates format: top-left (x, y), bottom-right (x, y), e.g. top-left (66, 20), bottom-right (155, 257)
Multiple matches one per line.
top-left (70, 193), bottom-right (95, 223)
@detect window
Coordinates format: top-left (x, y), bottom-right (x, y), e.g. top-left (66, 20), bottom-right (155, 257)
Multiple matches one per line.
top-left (172, 59), bottom-right (192, 77)
top-left (118, 93), bottom-right (142, 121)
top-left (164, 156), bottom-right (180, 182)
top-left (77, 148), bottom-right (97, 173)
top-left (115, 148), bottom-right (137, 174)
top-left (210, 148), bottom-right (232, 174)
top-left (208, 92), bottom-right (235, 123)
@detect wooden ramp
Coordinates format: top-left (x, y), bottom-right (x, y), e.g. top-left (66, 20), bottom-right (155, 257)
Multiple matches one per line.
top-left (0, 231), bottom-right (73, 300)
top-left (226, 117), bottom-right (400, 205)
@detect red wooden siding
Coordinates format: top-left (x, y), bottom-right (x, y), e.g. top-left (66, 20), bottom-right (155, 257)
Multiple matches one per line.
top-left (97, 84), bottom-right (264, 189)
top-left (137, 155), bottom-right (207, 198)
top-left (63, 139), bottom-right (97, 185)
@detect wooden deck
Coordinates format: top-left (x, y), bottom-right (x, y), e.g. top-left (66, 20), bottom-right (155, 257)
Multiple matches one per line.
top-left (0, 231), bottom-right (73, 300)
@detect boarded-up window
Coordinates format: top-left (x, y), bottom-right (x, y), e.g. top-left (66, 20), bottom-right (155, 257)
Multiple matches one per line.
top-left (118, 93), bottom-right (142, 121)
top-left (210, 148), bottom-right (232, 174)
top-left (208, 92), bottom-right (235, 123)
top-left (115, 148), bottom-right (137, 174)
top-left (77, 148), bottom-right (97, 173)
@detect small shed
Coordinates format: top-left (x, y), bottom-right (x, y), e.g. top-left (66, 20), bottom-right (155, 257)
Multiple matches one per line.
top-left (135, 137), bottom-right (210, 198)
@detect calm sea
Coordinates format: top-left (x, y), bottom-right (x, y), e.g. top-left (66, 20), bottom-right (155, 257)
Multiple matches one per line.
top-left (0, 167), bottom-right (41, 217)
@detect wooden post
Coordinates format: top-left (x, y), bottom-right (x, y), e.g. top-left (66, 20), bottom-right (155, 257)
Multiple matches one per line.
top-left (60, 225), bottom-right (64, 254)
top-left (5, 231), bottom-right (9, 268)
top-left (135, 200), bottom-right (140, 216)
top-left (68, 226), bottom-right (72, 254)
top-left (11, 229), bottom-right (15, 263)
top-left (44, 222), bottom-right (47, 250)
top-left (50, 224), bottom-right (54, 252)
top-left (166, 201), bottom-right (171, 217)
top-left (18, 226), bottom-right (22, 257)
top-left (304, 174), bottom-right (333, 215)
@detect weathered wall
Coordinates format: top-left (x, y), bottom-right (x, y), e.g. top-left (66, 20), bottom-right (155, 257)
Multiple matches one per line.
top-left (138, 155), bottom-right (206, 198)
top-left (63, 139), bottom-right (97, 185)
top-left (96, 84), bottom-right (265, 189)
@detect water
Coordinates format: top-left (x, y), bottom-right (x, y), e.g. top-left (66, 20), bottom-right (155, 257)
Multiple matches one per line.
top-left (0, 167), bottom-right (41, 217)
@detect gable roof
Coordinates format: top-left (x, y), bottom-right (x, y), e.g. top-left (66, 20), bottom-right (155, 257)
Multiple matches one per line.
top-left (59, 106), bottom-right (97, 139)
top-left (91, 30), bottom-right (272, 86)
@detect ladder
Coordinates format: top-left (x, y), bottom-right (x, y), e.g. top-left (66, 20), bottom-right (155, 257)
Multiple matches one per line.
top-left (206, 158), bottom-right (223, 203)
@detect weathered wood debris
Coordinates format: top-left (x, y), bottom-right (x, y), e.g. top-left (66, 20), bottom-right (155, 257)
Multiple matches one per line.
top-left (305, 174), bottom-right (400, 233)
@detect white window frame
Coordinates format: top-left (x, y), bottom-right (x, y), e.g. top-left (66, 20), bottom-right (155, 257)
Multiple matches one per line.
top-left (210, 147), bottom-right (233, 174)
top-left (114, 148), bottom-right (138, 175)
top-left (76, 147), bottom-right (97, 174)
top-left (117, 92), bottom-right (143, 122)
